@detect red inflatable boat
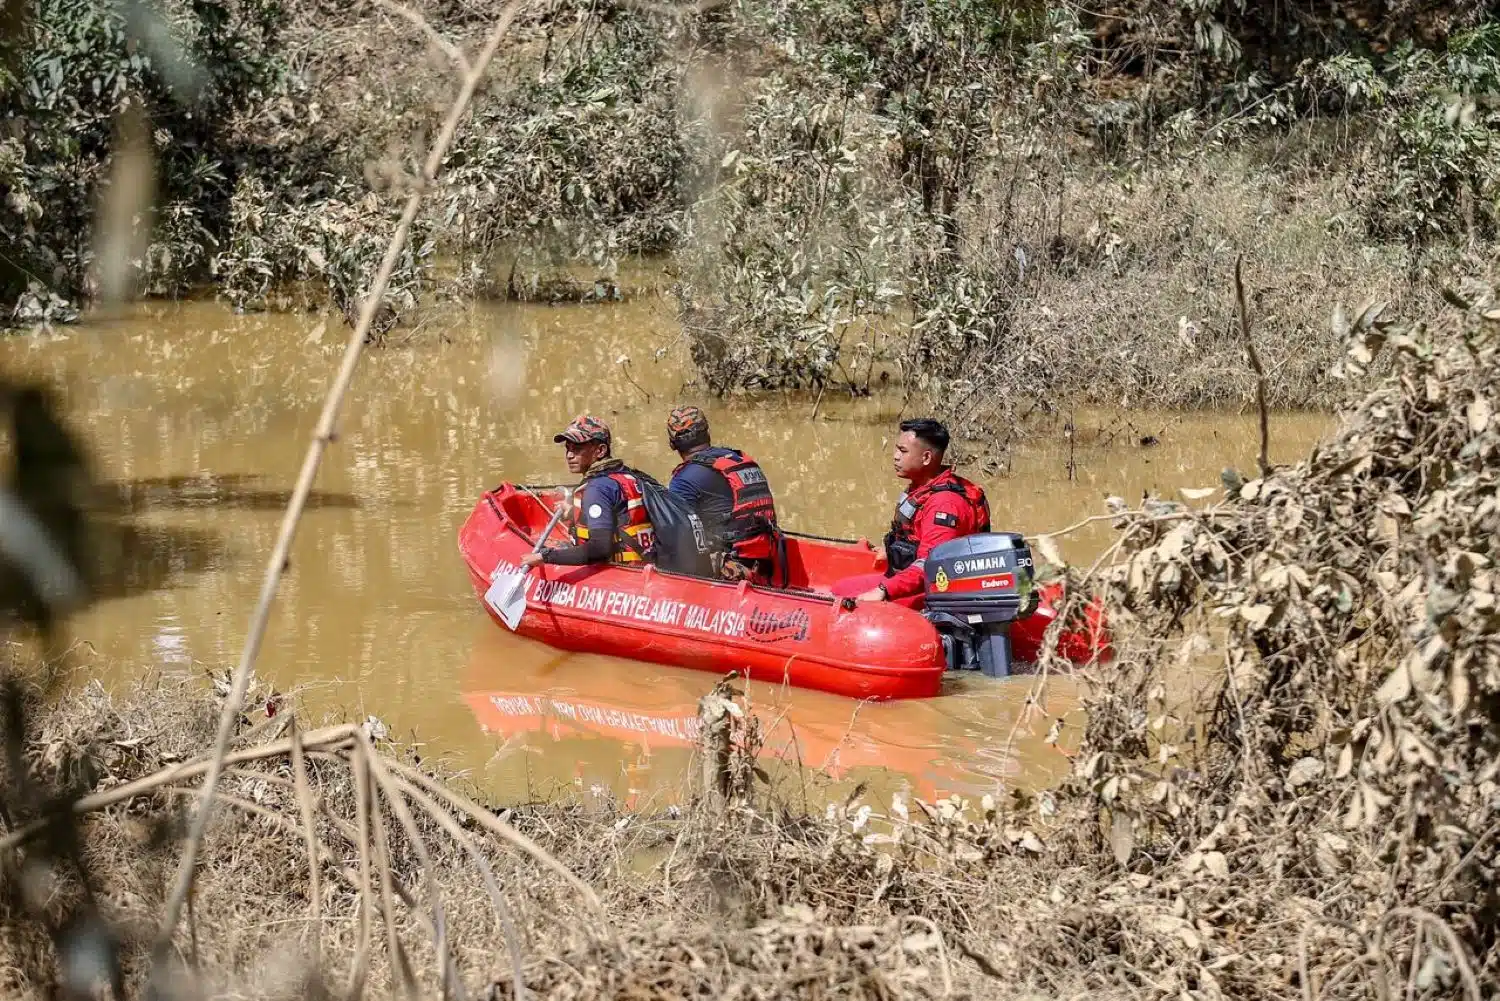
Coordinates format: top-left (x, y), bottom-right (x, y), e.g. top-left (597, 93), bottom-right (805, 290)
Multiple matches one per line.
top-left (458, 484), bottom-right (1110, 701)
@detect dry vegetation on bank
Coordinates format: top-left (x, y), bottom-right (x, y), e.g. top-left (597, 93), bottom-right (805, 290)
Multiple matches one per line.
top-left (2, 281), bottom-right (1497, 998)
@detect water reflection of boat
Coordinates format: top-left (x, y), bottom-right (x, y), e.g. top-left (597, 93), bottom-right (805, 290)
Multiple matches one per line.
top-left (460, 629), bottom-right (1081, 807)
top-left (458, 484), bottom-right (1109, 701)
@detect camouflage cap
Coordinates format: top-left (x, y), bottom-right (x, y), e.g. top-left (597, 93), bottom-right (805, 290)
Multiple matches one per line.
top-left (553, 414), bottom-right (612, 446)
top-left (666, 405), bottom-right (709, 439)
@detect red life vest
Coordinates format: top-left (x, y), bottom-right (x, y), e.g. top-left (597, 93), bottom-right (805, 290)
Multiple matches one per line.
top-left (883, 469), bottom-right (990, 572)
top-left (674, 448), bottom-right (779, 561)
top-left (568, 469), bottom-right (656, 563)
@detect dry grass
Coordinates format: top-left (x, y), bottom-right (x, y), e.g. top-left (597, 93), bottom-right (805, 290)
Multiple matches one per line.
top-left (939, 136), bottom-right (1475, 441)
top-left (0, 672), bottom-right (1053, 999)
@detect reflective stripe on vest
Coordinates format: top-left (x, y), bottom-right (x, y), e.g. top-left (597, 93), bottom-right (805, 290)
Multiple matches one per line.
top-left (675, 448), bottom-right (778, 560)
top-left (570, 471), bottom-right (656, 563)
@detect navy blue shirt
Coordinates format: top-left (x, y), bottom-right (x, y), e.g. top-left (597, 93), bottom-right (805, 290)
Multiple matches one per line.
top-left (543, 473), bottom-right (628, 565)
top-left (668, 446), bottom-right (736, 533)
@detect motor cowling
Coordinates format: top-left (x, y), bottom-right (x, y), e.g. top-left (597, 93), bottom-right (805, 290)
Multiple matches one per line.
top-left (923, 533), bottom-right (1039, 678)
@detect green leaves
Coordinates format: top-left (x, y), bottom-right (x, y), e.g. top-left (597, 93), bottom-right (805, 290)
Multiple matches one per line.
top-left (2, 0), bottom-right (290, 317)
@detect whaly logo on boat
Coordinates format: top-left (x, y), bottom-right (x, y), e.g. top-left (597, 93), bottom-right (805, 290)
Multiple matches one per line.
top-left (746, 606), bottom-right (810, 643)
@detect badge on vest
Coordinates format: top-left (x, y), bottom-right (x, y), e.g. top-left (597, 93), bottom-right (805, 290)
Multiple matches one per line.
top-left (897, 498), bottom-right (917, 519)
top-left (933, 511), bottom-right (958, 528)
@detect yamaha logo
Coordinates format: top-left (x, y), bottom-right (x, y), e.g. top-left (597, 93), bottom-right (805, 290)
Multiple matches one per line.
top-left (934, 568), bottom-right (950, 592)
top-left (953, 556), bottom-right (1007, 575)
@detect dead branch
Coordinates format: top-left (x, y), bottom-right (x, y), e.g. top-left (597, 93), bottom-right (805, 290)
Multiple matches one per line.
top-left (289, 723), bottom-right (323, 969)
top-left (157, 0), bottom-right (535, 946)
top-left (1235, 253), bottom-right (1272, 478)
top-left (371, 0), bottom-right (472, 75)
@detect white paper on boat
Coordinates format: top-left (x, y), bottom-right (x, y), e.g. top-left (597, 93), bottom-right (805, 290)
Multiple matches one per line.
top-left (484, 570), bottom-right (529, 631)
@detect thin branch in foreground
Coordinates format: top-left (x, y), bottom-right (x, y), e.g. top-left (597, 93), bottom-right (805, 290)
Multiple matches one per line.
top-left (371, 0), bottom-right (471, 75)
top-left (1235, 253), bottom-right (1272, 479)
top-left (289, 722), bottom-right (322, 969)
top-left (156, 0), bottom-right (534, 948)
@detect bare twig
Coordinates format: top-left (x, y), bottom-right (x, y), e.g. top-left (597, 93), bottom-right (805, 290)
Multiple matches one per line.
top-left (347, 742), bottom-right (375, 1000)
top-left (1373, 908), bottom-right (1482, 1001)
top-left (289, 722), bottom-right (322, 968)
top-left (382, 757), bottom-right (605, 917)
top-left (0, 724), bottom-right (360, 854)
top-left (1040, 506), bottom-right (1230, 544)
top-left (371, 0), bottom-right (471, 73)
top-left (157, 0), bottom-right (533, 945)
top-left (619, 358), bottom-right (652, 402)
top-left (390, 771), bottom-right (530, 1001)
top-left (1435, 820), bottom-right (1500, 894)
top-left (356, 746), bottom-right (414, 999)
top-left (997, 657), bottom-right (1051, 780)
top-left (1235, 254), bottom-right (1272, 478)
top-left (359, 735), bottom-right (455, 999)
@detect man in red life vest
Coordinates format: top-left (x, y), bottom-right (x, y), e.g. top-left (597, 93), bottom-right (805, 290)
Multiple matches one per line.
top-left (833, 418), bottom-right (990, 606)
top-left (520, 415), bottom-right (657, 568)
top-left (665, 405), bottom-right (781, 583)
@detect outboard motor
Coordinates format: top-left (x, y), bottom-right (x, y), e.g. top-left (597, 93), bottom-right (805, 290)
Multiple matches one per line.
top-left (923, 533), bottom-right (1039, 678)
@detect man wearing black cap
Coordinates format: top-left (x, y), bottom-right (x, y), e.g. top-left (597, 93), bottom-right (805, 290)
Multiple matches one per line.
top-left (520, 415), bottom-right (657, 567)
top-left (665, 405), bottom-right (781, 584)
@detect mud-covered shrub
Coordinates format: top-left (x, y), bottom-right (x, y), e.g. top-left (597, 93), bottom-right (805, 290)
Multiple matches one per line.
top-left (0, 0), bottom-right (288, 318)
top-left (1320, 24), bottom-right (1500, 242)
top-left (1029, 281), bottom-right (1500, 996)
top-left (212, 174), bottom-right (432, 332)
top-left (674, 75), bottom-right (920, 393)
top-left (671, 0), bottom-right (1500, 407)
top-left (436, 0), bottom-right (689, 296)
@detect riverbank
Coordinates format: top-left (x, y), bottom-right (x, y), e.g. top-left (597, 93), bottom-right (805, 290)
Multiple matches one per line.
top-left (4, 281), bottom-right (1497, 998)
top-left (7, 1), bottom-right (1497, 423)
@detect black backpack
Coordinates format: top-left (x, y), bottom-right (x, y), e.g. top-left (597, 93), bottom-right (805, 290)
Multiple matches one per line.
top-left (630, 468), bottom-right (715, 577)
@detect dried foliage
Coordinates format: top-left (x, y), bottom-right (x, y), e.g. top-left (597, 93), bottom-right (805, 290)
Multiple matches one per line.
top-left (1027, 282), bottom-right (1500, 997)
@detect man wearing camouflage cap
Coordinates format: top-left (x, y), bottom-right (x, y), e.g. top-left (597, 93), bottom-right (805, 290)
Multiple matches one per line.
top-left (666, 405), bottom-right (781, 584)
top-left (520, 415), bottom-right (657, 567)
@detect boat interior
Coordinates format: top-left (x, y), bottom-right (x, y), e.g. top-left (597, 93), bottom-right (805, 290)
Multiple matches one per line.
top-left (488, 483), bottom-right (887, 597)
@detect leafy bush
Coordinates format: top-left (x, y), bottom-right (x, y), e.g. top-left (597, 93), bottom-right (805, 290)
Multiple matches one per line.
top-left (674, 75), bottom-right (918, 393)
top-left (0, 0), bottom-right (288, 318)
top-left (1319, 24), bottom-right (1500, 242)
top-left (212, 173), bottom-right (432, 332)
top-left (436, 0), bottom-right (688, 294)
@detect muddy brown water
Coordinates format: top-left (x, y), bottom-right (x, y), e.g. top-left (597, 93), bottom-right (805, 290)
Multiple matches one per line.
top-left (0, 285), bottom-right (1330, 811)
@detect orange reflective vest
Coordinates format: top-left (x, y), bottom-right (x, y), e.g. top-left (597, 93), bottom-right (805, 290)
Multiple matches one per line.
top-left (569, 470), bottom-right (656, 563)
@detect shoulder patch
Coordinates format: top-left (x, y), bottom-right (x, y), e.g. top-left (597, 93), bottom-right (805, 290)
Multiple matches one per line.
top-left (933, 510), bottom-right (959, 528)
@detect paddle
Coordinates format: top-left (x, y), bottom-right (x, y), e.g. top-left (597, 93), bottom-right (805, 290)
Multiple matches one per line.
top-left (486, 486), bottom-right (572, 630)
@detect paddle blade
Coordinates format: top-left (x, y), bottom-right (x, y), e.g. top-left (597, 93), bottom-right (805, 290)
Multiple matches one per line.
top-left (485, 570), bottom-right (529, 631)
